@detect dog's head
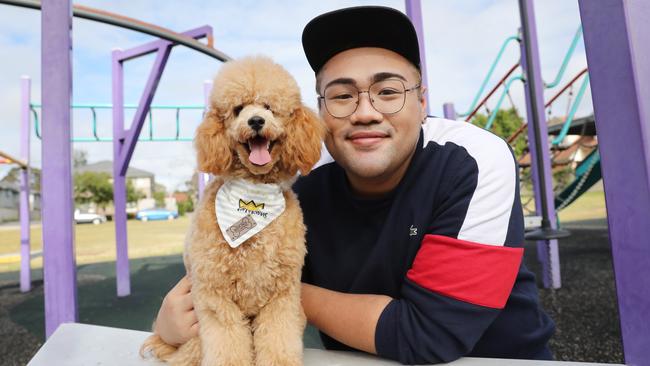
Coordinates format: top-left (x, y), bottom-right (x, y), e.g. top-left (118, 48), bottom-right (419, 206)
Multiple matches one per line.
top-left (195, 56), bottom-right (324, 183)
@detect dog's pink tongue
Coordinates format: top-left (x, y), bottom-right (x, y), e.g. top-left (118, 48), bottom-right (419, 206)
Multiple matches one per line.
top-left (249, 138), bottom-right (271, 166)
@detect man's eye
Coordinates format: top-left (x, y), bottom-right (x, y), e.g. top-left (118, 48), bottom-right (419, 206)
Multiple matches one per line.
top-left (377, 88), bottom-right (400, 95)
top-left (233, 105), bottom-right (243, 116)
top-left (330, 94), bottom-right (354, 100)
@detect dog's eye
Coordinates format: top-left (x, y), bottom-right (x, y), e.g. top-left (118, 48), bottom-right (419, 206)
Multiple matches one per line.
top-left (233, 105), bottom-right (243, 116)
top-left (263, 103), bottom-right (271, 111)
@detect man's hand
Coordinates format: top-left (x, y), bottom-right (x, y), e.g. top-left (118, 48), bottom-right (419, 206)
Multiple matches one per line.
top-left (153, 275), bottom-right (199, 346)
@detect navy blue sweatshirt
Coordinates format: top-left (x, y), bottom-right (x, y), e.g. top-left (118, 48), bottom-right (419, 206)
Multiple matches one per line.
top-left (294, 118), bottom-right (555, 365)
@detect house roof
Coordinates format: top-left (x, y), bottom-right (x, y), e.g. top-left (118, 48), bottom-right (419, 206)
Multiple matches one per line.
top-left (76, 161), bottom-right (154, 178)
top-left (0, 180), bottom-right (19, 192)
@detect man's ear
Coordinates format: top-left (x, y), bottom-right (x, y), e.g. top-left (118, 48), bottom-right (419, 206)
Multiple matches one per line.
top-left (194, 110), bottom-right (232, 175)
top-left (419, 85), bottom-right (428, 121)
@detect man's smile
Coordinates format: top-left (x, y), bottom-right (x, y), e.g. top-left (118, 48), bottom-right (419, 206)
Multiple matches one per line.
top-left (346, 130), bottom-right (390, 148)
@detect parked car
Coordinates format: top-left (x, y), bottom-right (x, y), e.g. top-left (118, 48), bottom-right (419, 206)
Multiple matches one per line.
top-left (74, 210), bottom-right (107, 225)
top-left (136, 208), bottom-right (178, 221)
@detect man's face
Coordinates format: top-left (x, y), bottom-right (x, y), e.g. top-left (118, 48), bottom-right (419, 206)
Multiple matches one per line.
top-left (317, 47), bottom-right (427, 195)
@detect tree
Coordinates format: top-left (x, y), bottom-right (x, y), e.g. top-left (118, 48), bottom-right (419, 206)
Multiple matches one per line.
top-left (470, 107), bottom-right (527, 158)
top-left (153, 183), bottom-right (167, 207)
top-left (73, 149), bottom-right (88, 168)
top-left (74, 171), bottom-right (113, 210)
top-left (127, 180), bottom-right (144, 204)
top-left (1, 167), bottom-right (41, 191)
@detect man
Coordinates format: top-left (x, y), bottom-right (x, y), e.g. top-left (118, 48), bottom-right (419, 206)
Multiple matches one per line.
top-left (154, 6), bottom-right (555, 364)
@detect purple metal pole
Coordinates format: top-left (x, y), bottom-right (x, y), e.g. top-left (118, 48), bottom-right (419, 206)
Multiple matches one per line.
top-left (112, 27), bottom-right (212, 296)
top-left (405, 0), bottom-right (431, 116)
top-left (111, 49), bottom-right (130, 297)
top-left (41, 0), bottom-right (78, 337)
top-left (117, 45), bottom-right (172, 176)
top-left (20, 76), bottom-right (31, 293)
top-left (442, 102), bottom-right (457, 120)
top-left (518, 1), bottom-right (561, 289)
top-left (579, 1), bottom-right (650, 363)
top-left (198, 80), bottom-right (213, 200)
top-left (113, 45), bottom-right (171, 297)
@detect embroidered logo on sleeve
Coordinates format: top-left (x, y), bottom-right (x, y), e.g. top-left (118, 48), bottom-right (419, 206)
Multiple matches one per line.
top-left (215, 179), bottom-right (285, 248)
top-left (409, 225), bottom-right (418, 236)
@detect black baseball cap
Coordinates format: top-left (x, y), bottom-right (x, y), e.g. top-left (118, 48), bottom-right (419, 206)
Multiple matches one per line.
top-left (302, 6), bottom-right (421, 74)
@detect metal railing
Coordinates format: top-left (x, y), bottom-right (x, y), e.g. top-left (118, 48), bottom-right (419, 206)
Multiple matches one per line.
top-left (458, 35), bottom-right (521, 118)
top-left (30, 103), bottom-right (206, 142)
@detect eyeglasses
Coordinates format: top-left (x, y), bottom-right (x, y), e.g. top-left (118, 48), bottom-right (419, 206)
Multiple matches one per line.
top-left (318, 79), bottom-right (421, 118)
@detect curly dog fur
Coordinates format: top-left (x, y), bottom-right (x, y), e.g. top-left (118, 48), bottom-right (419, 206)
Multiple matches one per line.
top-left (141, 56), bottom-right (325, 366)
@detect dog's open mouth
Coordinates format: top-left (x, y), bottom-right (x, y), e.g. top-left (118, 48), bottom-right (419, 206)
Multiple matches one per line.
top-left (244, 136), bottom-right (276, 166)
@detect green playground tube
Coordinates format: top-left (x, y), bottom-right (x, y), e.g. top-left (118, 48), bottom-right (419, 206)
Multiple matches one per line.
top-left (545, 26), bottom-right (583, 89)
top-left (551, 74), bottom-right (590, 145)
top-left (484, 75), bottom-right (525, 130)
top-left (458, 35), bottom-right (520, 118)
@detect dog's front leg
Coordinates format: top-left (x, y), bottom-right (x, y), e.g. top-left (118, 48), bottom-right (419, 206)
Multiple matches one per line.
top-left (195, 293), bottom-right (254, 366)
top-left (252, 287), bottom-right (306, 366)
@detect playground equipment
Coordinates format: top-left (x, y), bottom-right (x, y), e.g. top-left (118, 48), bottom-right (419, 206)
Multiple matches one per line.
top-left (0, 0), bottom-right (231, 337)
top-left (441, 19), bottom-right (589, 290)
top-left (20, 75), bottom-right (214, 297)
top-left (1, 78), bottom-right (32, 293)
top-left (422, 1), bottom-right (650, 364)
top-left (1, 0), bottom-right (648, 364)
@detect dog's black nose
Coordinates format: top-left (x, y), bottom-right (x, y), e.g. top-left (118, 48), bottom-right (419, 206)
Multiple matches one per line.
top-left (248, 116), bottom-right (265, 131)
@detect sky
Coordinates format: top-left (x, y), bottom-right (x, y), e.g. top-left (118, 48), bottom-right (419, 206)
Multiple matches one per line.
top-left (0, 0), bottom-right (591, 191)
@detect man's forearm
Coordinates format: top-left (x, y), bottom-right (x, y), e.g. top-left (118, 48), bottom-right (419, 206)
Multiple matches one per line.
top-left (301, 282), bottom-right (393, 354)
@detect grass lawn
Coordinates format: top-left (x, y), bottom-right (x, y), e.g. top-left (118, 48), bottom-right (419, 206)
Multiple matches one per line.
top-left (0, 215), bottom-right (190, 273)
top-left (0, 189), bottom-right (608, 273)
top-left (522, 190), bottom-right (607, 224)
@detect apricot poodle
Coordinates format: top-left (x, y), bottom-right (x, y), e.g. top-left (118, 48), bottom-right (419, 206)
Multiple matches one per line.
top-left (141, 56), bottom-right (325, 365)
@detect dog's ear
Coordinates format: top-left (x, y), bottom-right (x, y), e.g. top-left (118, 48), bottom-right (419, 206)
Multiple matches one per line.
top-left (283, 106), bottom-right (325, 176)
top-left (194, 110), bottom-right (232, 175)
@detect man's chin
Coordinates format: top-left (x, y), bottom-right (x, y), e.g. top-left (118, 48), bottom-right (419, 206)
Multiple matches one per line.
top-left (342, 159), bottom-right (391, 180)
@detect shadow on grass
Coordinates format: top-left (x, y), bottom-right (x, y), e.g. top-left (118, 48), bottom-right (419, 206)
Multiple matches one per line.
top-left (3, 254), bottom-right (323, 350)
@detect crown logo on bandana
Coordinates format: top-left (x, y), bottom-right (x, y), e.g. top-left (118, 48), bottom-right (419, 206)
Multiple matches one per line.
top-left (238, 199), bottom-right (265, 211)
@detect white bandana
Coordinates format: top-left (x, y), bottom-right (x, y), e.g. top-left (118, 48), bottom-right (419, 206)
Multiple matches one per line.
top-left (215, 179), bottom-right (286, 248)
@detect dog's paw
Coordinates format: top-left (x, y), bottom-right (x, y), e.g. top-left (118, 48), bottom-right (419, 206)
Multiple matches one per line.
top-left (140, 334), bottom-right (178, 362)
top-left (255, 350), bottom-right (302, 366)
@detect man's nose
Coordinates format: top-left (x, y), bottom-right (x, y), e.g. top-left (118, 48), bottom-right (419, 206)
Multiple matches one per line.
top-left (248, 116), bottom-right (265, 131)
top-left (350, 92), bottom-right (382, 124)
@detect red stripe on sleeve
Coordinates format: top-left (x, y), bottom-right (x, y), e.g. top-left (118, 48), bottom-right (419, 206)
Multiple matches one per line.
top-left (406, 234), bottom-right (523, 309)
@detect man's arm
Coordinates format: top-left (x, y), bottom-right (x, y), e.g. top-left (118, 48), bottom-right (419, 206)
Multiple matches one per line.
top-left (301, 283), bottom-right (392, 354)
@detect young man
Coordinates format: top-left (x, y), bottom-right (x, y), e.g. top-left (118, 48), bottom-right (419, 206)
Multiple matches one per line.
top-left (154, 6), bottom-right (555, 364)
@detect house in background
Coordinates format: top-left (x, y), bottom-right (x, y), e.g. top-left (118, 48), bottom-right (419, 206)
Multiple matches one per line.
top-left (76, 160), bottom-right (155, 198)
top-left (0, 171), bottom-right (41, 223)
top-left (75, 160), bottom-right (176, 216)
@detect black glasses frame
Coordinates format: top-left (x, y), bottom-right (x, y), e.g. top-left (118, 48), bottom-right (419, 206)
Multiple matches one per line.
top-left (317, 79), bottom-right (421, 118)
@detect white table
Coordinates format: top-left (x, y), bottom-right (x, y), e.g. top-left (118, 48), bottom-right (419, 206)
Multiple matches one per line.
top-left (27, 323), bottom-right (622, 366)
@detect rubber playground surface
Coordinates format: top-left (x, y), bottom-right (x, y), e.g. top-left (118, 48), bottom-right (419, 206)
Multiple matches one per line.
top-left (0, 210), bottom-right (623, 365)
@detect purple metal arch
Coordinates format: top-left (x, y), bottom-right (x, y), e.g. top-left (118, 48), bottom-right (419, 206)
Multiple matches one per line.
top-left (41, 0), bottom-right (78, 337)
top-left (579, 0), bottom-right (650, 363)
top-left (518, 1), bottom-right (561, 289)
top-left (404, 0), bottom-right (430, 116)
top-left (112, 26), bottom-right (213, 296)
top-left (20, 76), bottom-right (31, 293)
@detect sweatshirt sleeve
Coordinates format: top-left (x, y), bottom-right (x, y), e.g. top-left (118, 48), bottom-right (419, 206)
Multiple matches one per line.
top-left (375, 140), bottom-right (525, 365)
